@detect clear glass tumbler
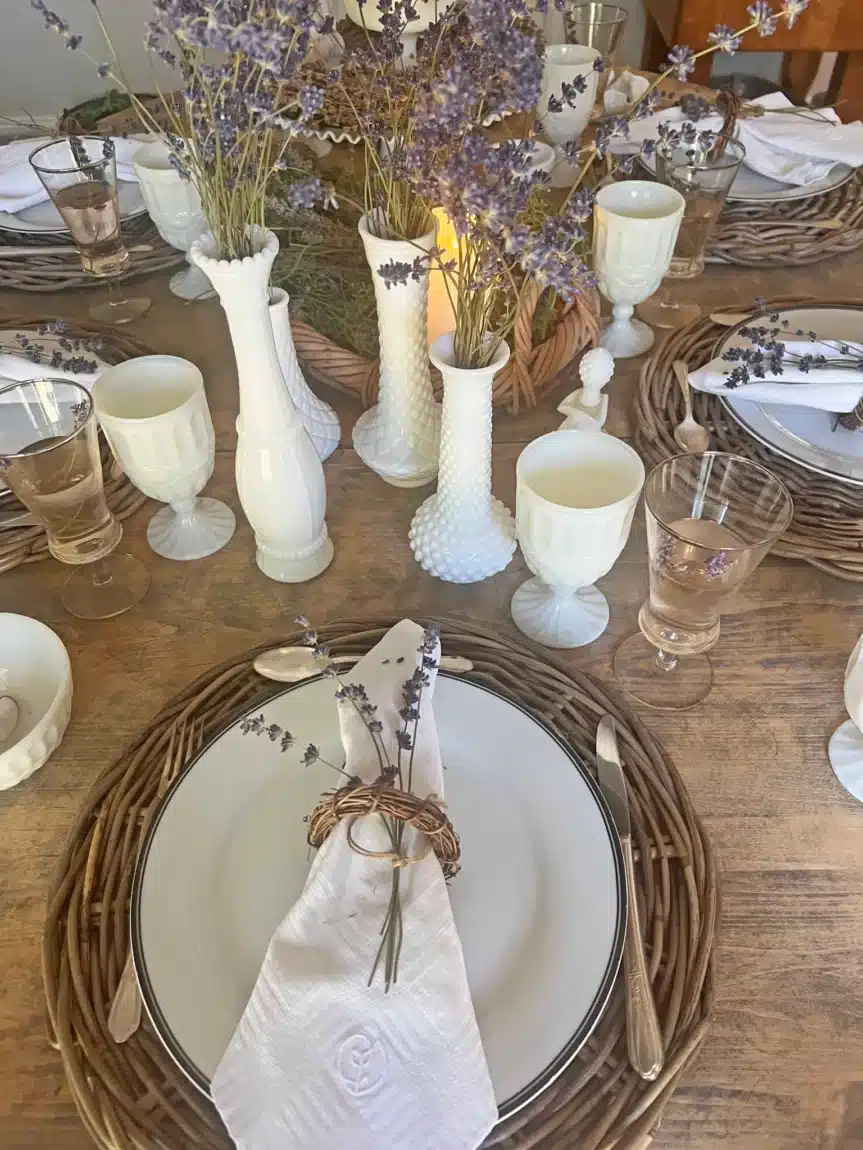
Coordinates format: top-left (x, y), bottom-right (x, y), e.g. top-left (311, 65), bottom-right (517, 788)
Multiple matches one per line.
top-left (29, 136), bottom-right (151, 326)
top-left (0, 379), bottom-right (149, 619)
top-left (563, 3), bottom-right (628, 97)
top-left (614, 452), bottom-right (793, 710)
top-left (637, 135), bottom-right (746, 330)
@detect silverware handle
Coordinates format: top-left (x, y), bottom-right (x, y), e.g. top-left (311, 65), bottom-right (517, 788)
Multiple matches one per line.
top-left (622, 836), bottom-right (664, 1080)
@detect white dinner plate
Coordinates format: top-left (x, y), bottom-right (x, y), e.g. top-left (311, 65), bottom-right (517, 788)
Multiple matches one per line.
top-left (0, 180), bottom-right (147, 234)
top-left (639, 152), bottom-right (854, 204)
top-left (717, 305), bottom-right (863, 487)
top-left (132, 674), bottom-right (625, 1121)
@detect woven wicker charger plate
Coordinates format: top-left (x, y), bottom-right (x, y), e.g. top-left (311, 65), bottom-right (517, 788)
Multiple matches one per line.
top-left (43, 619), bottom-right (717, 1150)
top-left (633, 297), bottom-right (863, 582)
top-left (0, 315), bottom-right (147, 573)
top-left (707, 171), bottom-right (863, 267)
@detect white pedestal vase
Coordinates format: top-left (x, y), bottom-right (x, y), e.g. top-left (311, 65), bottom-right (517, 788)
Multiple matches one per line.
top-left (269, 288), bottom-right (340, 461)
top-left (191, 227), bottom-right (333, 583)
top-left (354, 213), bottom-right (441, 488)
top-left (410, 333), bottom-right (516, 583)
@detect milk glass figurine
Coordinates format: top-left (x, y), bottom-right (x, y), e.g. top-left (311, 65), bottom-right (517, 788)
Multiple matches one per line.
top-left (558, 348), bottom-right (614, 431)
top-left (828, 632), bottom-right (863, 802)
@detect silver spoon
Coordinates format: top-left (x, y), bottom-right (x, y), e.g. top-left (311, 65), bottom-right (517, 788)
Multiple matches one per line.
top-left (254, 646), bottom-right (474, 683)
top-left (0, 696), bottom-right (19, 741)
top-left (672, 361), bottom-right (710, 454)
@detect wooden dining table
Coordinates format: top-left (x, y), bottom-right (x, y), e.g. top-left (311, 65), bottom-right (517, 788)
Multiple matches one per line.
top-left (1, 256), bottom-right (862, 1150)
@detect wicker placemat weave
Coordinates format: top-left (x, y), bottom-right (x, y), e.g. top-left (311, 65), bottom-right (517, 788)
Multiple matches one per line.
top-left (633, 298), bottom-right (863, 582)
top-left (0, 315), bottom-right (148, 573)
top-left (43, 619), bottom-right (717, 1150)
top-left (707, 171), bottom-right (863, 267)
top-left (0, 214), bottom-right (184, 292)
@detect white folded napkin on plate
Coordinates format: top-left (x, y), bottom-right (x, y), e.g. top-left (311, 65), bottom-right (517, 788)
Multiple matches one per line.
top-left (690, 342), bottom-right (863, 412)
top-left (603, 70), bottom-right (650, 114)
top-left (0, 137), bottom-right (141, 215)
top-left (212, 619), bottom-right (497, 1150)
top-left (0, 352), bottom-right (100, 402)
top-left (626, 92), bottom-right (863, 187)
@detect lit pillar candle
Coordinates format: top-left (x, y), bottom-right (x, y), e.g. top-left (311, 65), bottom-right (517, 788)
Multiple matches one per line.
top-left (427, 207), bottom-right (459, 345)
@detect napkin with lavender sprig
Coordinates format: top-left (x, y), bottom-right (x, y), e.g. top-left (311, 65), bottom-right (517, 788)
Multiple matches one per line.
top-left (689, 323), bottom-right (863, 412)
top-left (211, 619), bottom-right (496, 1150)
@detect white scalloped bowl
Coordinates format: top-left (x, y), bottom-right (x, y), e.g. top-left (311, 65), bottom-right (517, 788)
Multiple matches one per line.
top-left (0, 614), bottom-right (72, 791)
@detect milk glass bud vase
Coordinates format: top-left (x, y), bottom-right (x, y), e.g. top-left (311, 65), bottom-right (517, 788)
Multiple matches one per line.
top-left (410, 332), bottom-right (516, 582)
top-left (191, 227), bottom-right (333, 583)
top-left (354, 211), bottom-right (441, 487)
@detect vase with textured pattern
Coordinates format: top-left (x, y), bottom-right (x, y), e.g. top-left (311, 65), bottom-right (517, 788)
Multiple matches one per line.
top-left (353, 211), bottom-right (441, 487)
top-left (191, 227), bottom-right (333, 583)
top-left (409, 332), bottom-right (516, 583)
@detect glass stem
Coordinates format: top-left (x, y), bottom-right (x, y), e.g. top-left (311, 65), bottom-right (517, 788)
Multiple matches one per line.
top-left (90, 558), bottom-right (114, 588)
top-left (655, 648), bottom-right (678, 672)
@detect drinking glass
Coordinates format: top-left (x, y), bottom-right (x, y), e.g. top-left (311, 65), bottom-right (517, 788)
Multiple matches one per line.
top-left (614, 452), bottom-right (793, 710)
top-left (637, 135), bottom-right (746, 330)
top-left (593, 180), bottom-right (685, 359)
top-left (93, 355), bottom-right (235, 561)
top-left (563, 3), bottom-right (628, 98)
top-left (29, 137), bottom-right (151, 326)
top-left (511, 429), bottom-right (645, 648)
top-left (0, 380), bottom-right (150, 619)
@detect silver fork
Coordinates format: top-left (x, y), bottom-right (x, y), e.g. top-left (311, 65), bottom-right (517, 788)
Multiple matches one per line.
top-left (108, 714), bottom-right (204, 1043)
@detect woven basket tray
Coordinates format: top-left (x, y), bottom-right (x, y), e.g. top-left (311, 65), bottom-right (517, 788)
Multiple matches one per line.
top-left (0, 315), bottom-right (148, 573)
top-left (295, 283), bottom-right (600, 416)
top-left (0, 214), bottom-right (184, 293)
top-left (43, 618), bottom-right (717, 1150)
top-left (633, 298), bottom-right (863, 582)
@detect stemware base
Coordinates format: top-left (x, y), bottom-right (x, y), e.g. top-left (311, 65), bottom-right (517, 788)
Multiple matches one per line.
top-left (599, 309), bottom-right (655, 359)
top-left (614, 632), bottom-right (713, 710)
top-left (636, 296), bottom-right (702, 330)
top-left (147, 498), bottom-right (236, 561)
top-left (511, 577), bottom-right (609, 648)
top-left (827, 719), bottom-right (863, 803)
top-left (170, 264), bottom-right (217, 302)
top-left (89, 296), bottom-right (152, 326)
top-left (62, 553), bottom-right (150, 619)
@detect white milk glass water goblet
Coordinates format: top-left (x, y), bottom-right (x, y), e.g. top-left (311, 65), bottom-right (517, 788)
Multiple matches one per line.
top-left (593, 180), bottom-right (685, 359)
top-left (132, 141), bottom-right (215, 302)
top-left (92, 356), bottom-right (236, 561)
top-left (539, 45), bottom-right (601, 186)
top-left (511, 429), bottom-right (645, 648)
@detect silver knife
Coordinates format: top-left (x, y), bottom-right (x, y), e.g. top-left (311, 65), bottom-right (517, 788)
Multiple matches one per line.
top-left (596, 714), bottom-right (664, 1081)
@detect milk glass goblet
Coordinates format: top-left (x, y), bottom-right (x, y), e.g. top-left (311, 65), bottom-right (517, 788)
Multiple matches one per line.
top-left (614, 452), bottom-right (793, 710)
top-left (593, 181), bottom-right (685, 359)
top-left (92, 356), bottom-right (236, 561)
top-left (539, 45), bottom-right (600, 185)
top-left (0, 379), bottom-right (150, 619)
top-left (511, 429), bottom-right (645, 648)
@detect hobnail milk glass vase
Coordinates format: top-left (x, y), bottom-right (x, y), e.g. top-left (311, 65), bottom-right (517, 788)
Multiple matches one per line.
top-left (191, 227), bottom-right (333, 583)
top-left (354, 211), bottom-right (441, 487)
top-left (269, 288), bottom-right (340, 461)
top-left (409, 332), bottom-right (516, 583)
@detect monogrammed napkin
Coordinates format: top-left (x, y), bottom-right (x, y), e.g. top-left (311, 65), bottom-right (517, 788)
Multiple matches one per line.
top-left (211, 619), bottom-right (496, 1150)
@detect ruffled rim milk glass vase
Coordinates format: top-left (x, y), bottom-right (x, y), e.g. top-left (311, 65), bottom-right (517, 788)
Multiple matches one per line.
top-left (0, 379), bottom-right (149, 618)
top-left (614, 452), bottom-right (793, 710)
top-left (511, 429), bottom-right (644, 648)
top-left (637, 135), bottom-right (746, 331)
top-left (93, 355), bottom-right (236, 561)
top-left (593, 180), bottom-right (685, 359)
top-left (354, 210), bottom-right (441, 487)
top-left (409, 332), bottom-right (516, 583)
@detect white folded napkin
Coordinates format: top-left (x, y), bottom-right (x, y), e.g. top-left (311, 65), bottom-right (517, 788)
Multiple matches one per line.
top-left (212, 619), bottom-right (497, 1150)
top-left (690, 342), bottom-right (863, 412)
top-left (0, 352), bottom-right (100, 402)
top-left (603, 70), bottom-right (650, 114)
top-left (626, 92), bottom-right (863, 187)
top-left (0, 137), bottom-right (141, 215)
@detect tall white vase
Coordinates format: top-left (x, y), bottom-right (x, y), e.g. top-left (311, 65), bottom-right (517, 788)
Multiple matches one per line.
top-left (269, 288), bottom-right (340, 461)
top-left (191, 227), bottom-right (333, 583)
top-left (354, 212), bottom-right (441, 488)
top-left (409, 332), bottom-right (516, 583)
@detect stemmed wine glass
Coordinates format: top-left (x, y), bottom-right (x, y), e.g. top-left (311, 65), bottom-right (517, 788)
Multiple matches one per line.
top-left (563, 3), bottom-right (628, 99)
top-left (0, 379), bottom-right (149, 619)
top-left (29, 136), bottom-right (151, 326)
top-left (614, 452), bottom-right (793, 710)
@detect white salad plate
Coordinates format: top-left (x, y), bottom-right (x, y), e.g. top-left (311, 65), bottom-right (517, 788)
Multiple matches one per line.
top-left (132, 673), bottom-right (626, 1121)
top-left (717, 305), bottom-right (863, 487)
top-left (0, 180), bottom-right (147, 234)
top-left (639, 152), bottom-right (854, 204)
